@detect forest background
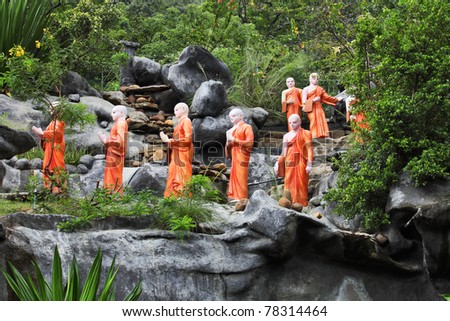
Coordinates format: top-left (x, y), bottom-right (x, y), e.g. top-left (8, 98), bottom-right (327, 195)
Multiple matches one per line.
top-left (0, 0), bottom-right (449, 229)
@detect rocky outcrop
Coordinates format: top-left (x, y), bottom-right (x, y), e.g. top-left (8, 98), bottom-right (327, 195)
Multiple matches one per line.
top-left (131, 57), bottom-right (162, 86)
top-left (190, 80), bottom-right (228, 118)
top-left (1, 187), bottom-right (447, 301)
top-left (166, 45), bottom-right (232, 98)
top-left (60, 71), bottom-right (102, 98)
top-left (384, 174), bottom-right (450, 288)
top-left (0, 126), bottom-right (36, 159)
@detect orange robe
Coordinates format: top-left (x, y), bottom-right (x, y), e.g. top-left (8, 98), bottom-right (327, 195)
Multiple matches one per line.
top-left (284, 128), bottom-right (313, 206)
top-left (282, 87), bottom-right (303, 131)
top-left (305, 86), bottom-right (339, 138)
top-left (104, 119), bottom-right (128, 193)
top-left (164, 116), bottom-right (193, 197)
top-left (226, 121), bottom-right (254, 200)
top-left (41, 120), bottom-right (66, 193)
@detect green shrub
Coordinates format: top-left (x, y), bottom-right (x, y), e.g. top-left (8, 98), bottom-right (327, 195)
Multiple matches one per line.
top-left (154, 175), bottom-right (221, 236)
top-left (57, 188), bottom-right (157, 232)
top-left (325, 1), bottom-right (450, 230)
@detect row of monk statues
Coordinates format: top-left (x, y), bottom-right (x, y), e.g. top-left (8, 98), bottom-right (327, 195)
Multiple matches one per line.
top-left (32, 72), bottom-right (347, 212)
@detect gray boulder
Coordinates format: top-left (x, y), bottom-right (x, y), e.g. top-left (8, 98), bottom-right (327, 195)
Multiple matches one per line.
top-left (0, 126), bottom-right (37, 159)
top-left (60, 71), bottom-right (101, 98)
top-left (0, 161), bottom-right (31, 192)
top-left (0, 94), bottom-right (44, 125)
top-left (101, 91), bottom-right (128, 106)
top-left (386, 173), bottom-right (450, 278)
top-left (78, 154), bottom-right (95, 170)
top-left (127, 163), bottom-right (168, 196)
top-left (0, 189), bottom-right (443, 301)
top-left (192, 106), bottom-right (262, 164)
top-left (248, 153), bottom-right (278, 199)
top-left (131, 57), bottom-right (162, 86)
top-left (151, 89), bottom-right (181, 114)
top-left (167, 46), bottom-right (232, 98)
top-left (14, 158), bottom-right (30, 170)
top-left (190, 80), bottom-right (228, 117)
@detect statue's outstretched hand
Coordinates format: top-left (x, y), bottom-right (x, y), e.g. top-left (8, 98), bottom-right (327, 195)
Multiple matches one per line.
top-left (160, 131), bottom-right (170, 143)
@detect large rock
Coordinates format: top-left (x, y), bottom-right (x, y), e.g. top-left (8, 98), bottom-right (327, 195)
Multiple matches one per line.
top-left (247, 153), bottom-right (278, 199)
top-left (151, 89), bottom-right (181, 114)
top-left (167, 46), bottom-right (232, 98)
top-left (0, 190), bottom-right (444, 301)
top-left (0, 94), bottom-right (44, 125)
top-left (60, 71), bottom-right (102, 98)
top-left (190, 80), bottom-right (228, 117)
top-left (127, 163), bottom-right (168, 196)
top-left (68, 97), bottom-right (134, 153)
top-left (0, 161), bottom-right (32, 192)
top-left (101, 91), bottom-right (128, 106)
top-left (386, 174), bottom-right (450, 280)
top-left (0, 126), bottom-right (37, 159)
top-left (131, 57), bottom-right (162, 86)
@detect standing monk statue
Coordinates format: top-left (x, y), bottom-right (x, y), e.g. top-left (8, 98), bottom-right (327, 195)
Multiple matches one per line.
top-left (32, 105), bottom-right (66, 194)
top-left (97, 105), bottom-right (128, 194)
top-left (275, 114), bottom-right (313, 211)
top-left (226, 108), bottom-right (254, 207)
top-left (302, 73), bottom-right (343, 138)
top-left (160, 102), bottom-right (193, 198)
top-left (281, 77), bottom-right (303, 131)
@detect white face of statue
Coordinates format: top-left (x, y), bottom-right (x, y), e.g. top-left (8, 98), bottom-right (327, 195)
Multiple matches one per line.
top-left (111, 108), bottom-right (123, 122)
top-left (288, 115), bottom-right (301, 131)
top-left (286, 78), bottom-right (295, 88)
top-left (174, 104), bottom-right (187, 119)
top-left (229, 110), bottom-right (243, 125)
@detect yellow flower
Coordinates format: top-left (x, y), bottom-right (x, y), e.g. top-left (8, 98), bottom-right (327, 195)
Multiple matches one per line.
top-left (9, 45), bottom-right (25, 57)
top-left (35, 40), bottom-right (41, 49)
top-left (16, 46), bottom-right (25, 57)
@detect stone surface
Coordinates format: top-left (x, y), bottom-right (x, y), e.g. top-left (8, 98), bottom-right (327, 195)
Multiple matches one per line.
top-left (0, 126), bottom-right (37, 160)
top-left (167, 46), bottom-right (232, 98)
top-left (0, 188), bottom-right (446, 301)
top-left (190, 80), bottom-right (228, 118)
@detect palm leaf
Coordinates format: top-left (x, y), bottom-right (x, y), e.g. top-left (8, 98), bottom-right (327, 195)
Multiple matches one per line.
top-left (51, 245), bottom-right (64, 300)
top-left (124, 281), bottom-right (143, 301)
top-left (79, 249), bottom-right (102, 301)
top-left (0, 0), bottom-right (46, 55)
top-left (31, 260), bottom-right (52, 300)
top-left (97, 255), bottom-right (119, 301)
top-left (1, 261), bottom-right (38, 300)
top-left (24, 273), bottom-right (44, 300)
top-left (64, 255), bottom-right (81, 301)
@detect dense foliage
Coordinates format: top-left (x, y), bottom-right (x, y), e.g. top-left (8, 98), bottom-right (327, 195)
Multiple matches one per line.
top-left (325, 0), bottom-right (450, 229)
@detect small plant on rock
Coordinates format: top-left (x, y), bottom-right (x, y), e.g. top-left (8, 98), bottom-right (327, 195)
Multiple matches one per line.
top-left (155, 175), bottom-right (221, 237)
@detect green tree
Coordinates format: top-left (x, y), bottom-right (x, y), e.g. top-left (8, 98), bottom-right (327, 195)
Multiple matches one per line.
top-left (326, 0), bottom-right (450, 230)
top-left (1, 41), bottom-right (96, 128)
top-left (49, 0), bottom-right (131, 90)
